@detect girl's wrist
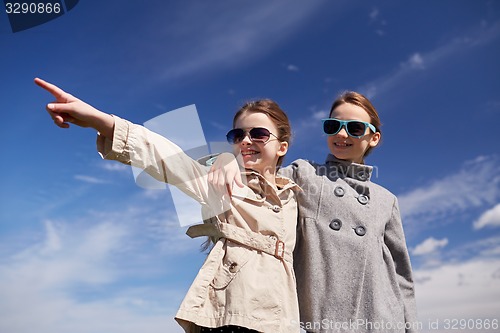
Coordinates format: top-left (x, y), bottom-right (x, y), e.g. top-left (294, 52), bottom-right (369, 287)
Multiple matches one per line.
top-left (92, 111), bottom-right (115, 139)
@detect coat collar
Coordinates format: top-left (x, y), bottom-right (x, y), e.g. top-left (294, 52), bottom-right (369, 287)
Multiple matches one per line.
top-left (241, 169), bottom-right (301, 193)
top-left (229, 169), bottom-right (300, 205)
top-left (325, 154), bottom-right (373, 182)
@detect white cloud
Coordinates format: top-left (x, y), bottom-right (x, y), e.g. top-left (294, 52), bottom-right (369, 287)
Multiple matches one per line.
top-left (474, 203), bottom-right (500, 230)
top-left (369, 8), bottom-right (379, 20)
top-left (411, 237), bottom-right (500, 329)
top-left (0, 217), bottom-right (197, 333)
top-left (398, 155), bottom-right (500, 229)
top-left (414, 258), bottom-right (500, 330)
top-left (100, 162), bottom-right (129, 172)
top-left (312, 110), bottom-right (329, 120)
top-left (43, 220), bottom-right (62, 252)
top-left (74, 174), bottom-right (108, 184)
top-left (446, 236), bottom-right (500, 262)
top-left (9, 221), bottom-right (130, 288)
top-left (481, 245), bottom-right (500, 257)
top-left (290, 108), bottom-right (330, 148)
top-left (287, 64), bottom-right (300, 72)
top-left (406, 53), bottom-right (425, 69)
top-left (412, 237), bottom-right (448, 256)
top-left (154, 0), bottom-right (326, 81)
top-left (0, 184), bottom-right (209, 332)
top-left (368, 7), bottom-right (386, 36)
top-left (359, 20), bottom-right (500, 99)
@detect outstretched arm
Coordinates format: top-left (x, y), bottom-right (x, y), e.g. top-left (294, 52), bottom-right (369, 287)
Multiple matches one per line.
top-left (34, 78), bottom-right (115, 138)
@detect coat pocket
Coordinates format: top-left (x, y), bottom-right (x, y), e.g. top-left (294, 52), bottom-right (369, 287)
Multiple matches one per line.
top-left (210, 240), bottom-right (254, 290)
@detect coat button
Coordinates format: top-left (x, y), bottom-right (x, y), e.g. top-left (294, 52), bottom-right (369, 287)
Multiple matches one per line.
top-left (357, 194), bottom-right (369, 205)
top-left (334, 186), bottom-right (345, 197)
top-left (354, 226), bottom-right (366, 236)
top-left (271, 205), bottom-right (281, 213)
top-left (357, 172), bottom-right (368, 181)
top-left (229, 262), bottom-right (238, 273)
top-left (329, 219), bottom-right (342, 231)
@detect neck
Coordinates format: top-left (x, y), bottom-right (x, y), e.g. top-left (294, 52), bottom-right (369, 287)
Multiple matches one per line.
top-left (245, 166), bottom-right (277, 186)
top-left (262, 170), bottom-right (277, 186)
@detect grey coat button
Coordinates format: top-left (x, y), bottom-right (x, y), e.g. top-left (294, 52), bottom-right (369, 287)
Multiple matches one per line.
top-left (334, 186), bottom-right (345, 197)
top-left (354, 226), bottom-right (366, 236)
top-left (357, 172), bottom-right (368, 181)
top-left (272, 205), bottom-right (281, 213)
top-left (357, 195), bottom-right (369, 205)
top-left (329, 219), bottom-right (342, 231)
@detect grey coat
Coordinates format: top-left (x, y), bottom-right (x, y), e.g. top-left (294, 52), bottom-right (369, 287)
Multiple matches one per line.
top-left (279, 155), bottom-right (418, 333)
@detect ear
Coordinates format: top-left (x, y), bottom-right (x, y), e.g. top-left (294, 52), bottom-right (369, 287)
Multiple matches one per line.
top-left (277, 141), bottom-right (289, 157)
top-left (369, 132), bottom-right (381, 147)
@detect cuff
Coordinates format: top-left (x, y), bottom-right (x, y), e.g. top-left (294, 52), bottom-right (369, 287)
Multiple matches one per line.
top-left (96, 115), bottom-right (130, 161)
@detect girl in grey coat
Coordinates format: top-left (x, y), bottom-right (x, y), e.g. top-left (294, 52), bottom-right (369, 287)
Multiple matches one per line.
top-left (209, 92), bottom-right (418, 333)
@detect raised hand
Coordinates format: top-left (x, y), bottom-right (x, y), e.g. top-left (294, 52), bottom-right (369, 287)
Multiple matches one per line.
top-left (35, 77), bottom-right (115, 138)
top-left (208, 153), bottom-right (245, 195)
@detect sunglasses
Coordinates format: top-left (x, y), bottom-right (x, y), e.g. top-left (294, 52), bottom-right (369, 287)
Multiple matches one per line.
top-left (322, 118), bottom-right (377, 138)
top-left (226, 127), bottom-right (278, 144)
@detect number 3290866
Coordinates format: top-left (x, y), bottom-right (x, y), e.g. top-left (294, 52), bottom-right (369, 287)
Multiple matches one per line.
top-left (5, 2), bottom-right (61, 14)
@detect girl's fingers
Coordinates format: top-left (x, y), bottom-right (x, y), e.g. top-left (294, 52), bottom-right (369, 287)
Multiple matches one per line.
top-left (224, 167), bottom-right (244, 189)
top-left (47, 103), bottom-right (62, 111)
top-left (215, 171), bottom-right (226, 189)
top-left (35, 77), bottom-right (74, 102)
top-left (53, 115), bottom-right (70, 128)
top-left (210, 170), bottom-right (221, 188)
top-left (233, 171), bottom-right (244, 188)
top-left (34, 78), bottom-right (65, 98)
top-left (46, 101), bottom-right (75, 114)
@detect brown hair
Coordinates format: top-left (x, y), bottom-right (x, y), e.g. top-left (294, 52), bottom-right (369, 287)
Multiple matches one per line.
top-left (233, 99), bottom-right (291, 167)
top-left (329, 91), bottom-right (382, 159)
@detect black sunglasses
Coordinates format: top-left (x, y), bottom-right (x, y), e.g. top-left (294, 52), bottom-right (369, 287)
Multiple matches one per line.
top-left (226, 127), bottom-right (278, 144)
top-left (322, 118), bottom-right (377, 138)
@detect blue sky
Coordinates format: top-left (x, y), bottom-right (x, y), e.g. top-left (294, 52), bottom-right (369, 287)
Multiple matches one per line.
top-left (1, 0), bottom-right (499, 332)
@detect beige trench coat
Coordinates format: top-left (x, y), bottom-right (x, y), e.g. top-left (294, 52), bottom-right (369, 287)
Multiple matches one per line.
top-left (97, 116), bottom-right (301, 333)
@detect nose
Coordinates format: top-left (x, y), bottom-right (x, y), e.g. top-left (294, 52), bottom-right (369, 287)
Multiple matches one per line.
top-left (336, 125), bottom-right (349, 138)
top-left (240, 133), bottom-right (252, 145)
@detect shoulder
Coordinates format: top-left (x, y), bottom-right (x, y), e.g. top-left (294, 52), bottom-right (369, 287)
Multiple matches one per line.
top-left (368, 180), bottom-right (398, 205)
top-left (279, 159), bottom-right (325, 179)
top-left (290, 158), bottom-right (325, 172)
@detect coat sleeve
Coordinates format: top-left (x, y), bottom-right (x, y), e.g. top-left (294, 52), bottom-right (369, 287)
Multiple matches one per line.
top-left (384, 197), bottom-right (419, 332)
top-left (278, 160), bottom-right (304, 184)
top-left (277, 164), bottom-right (294, 181)
top-left (96, 115), bottom-right (225, 209)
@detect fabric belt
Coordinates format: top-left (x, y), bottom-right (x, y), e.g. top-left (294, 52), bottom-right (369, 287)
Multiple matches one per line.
top-left (186, 222), bottom-right (291, 263)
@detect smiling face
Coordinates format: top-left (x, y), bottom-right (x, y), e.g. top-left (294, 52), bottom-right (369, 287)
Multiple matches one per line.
top-left (232, 111), bottom-right (288, 182)
top-left (327, 102), bottom-right (381, 163)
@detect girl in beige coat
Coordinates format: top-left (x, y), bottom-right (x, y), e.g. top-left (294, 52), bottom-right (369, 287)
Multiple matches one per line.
top-left (35, 78), bottom-right (301, 333)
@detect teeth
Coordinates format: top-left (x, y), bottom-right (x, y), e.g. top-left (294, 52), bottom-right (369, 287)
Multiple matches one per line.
top-left (241, 151), bottom-right (258, 155)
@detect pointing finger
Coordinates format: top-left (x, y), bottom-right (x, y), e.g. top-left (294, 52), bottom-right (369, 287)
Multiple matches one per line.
top-left (34, 77), bottom-right (71, 101)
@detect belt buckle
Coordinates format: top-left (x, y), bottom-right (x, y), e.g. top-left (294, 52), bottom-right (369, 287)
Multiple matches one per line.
top-left (274, 240), bottom-right (285, 260)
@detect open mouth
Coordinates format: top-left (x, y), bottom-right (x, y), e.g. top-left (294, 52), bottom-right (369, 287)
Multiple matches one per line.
top-left (241, 150), bottom-right (259, 156)
top-left (334, 142), bottom-right (352, 147)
